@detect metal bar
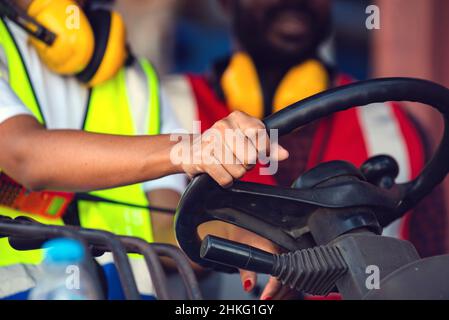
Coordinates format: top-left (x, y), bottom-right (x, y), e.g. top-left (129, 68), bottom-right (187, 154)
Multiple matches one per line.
top-left (9, 217), bottom-right (141, 300)
top-left (50, 226), bottom-right (141, 300)
top-left (151, 243), bottom-right (203, 300)
top-left (2, 216), bottom-right (202, 300)
top-left (118, 237), bottom-right (172, 300)
top-left (0, 216), bottom-right (105, 299)
top-left (87, 237), bottom-right (202, 300)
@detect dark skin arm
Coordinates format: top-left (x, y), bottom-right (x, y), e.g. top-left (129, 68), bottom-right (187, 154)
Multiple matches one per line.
top-left (0, 115), bottom-right (182, 191)
top-left (0, 113), bottom-right (287, 191)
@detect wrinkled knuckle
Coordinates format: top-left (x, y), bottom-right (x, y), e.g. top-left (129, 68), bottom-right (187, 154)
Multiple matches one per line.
top-left (252, 118), bottom-right (265, 129)
top-left (230, 110), bottom-right (245, 119)
top-left (213, 119), bottom-right (230, 132)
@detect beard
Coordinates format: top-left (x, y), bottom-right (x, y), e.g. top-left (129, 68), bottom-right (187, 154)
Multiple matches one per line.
top-left (232, 1), bottom-right (331, 67)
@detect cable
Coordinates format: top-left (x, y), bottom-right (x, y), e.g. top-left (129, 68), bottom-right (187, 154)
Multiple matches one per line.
top-left (74, 193), bottom-right (177, 214)
top-left (0, 0), bottom-right (56, 45)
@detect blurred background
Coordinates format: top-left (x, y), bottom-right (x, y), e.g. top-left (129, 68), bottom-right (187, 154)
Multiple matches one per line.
top-left (115, 0), bottom-right (372, 78)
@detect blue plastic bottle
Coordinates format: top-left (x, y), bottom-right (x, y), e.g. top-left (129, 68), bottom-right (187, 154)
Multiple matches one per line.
top-left (29, 238), bottom-right (98, 300)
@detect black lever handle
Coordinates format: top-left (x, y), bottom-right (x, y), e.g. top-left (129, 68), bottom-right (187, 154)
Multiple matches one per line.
top-left (201, 235), bottom-right (348, 296)
top-left (361, 155), bottom-right (399, 189)
top-left (201, 235), bottom-right (275, 274)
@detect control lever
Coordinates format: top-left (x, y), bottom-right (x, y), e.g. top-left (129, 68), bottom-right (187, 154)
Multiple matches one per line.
top-left (201, 235), bottom-right (348, 296)
top-left (201, 235), bottom-right (275, 274)
top-left (361, 155), bottom-right (399, 189)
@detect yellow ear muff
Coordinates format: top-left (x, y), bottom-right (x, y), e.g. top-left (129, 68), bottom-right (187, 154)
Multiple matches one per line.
top-left (273, 59), bottom-right (329, 113)
top-left (27, 0), bottom-right (95, 75)
top-left (77, 10), bottom-right (127, 87)
top-left (221, 52), bottom-right (264, 118)
top-left (221, 52), bottom-right (329, 118)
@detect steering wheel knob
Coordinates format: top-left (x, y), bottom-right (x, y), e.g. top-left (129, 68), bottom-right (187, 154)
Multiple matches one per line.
top-left (361, 155), bottom-right (399, 189)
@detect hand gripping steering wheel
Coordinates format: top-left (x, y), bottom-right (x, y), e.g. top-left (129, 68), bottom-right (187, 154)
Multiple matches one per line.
top-left (175, 78), bottom-right (449, 274)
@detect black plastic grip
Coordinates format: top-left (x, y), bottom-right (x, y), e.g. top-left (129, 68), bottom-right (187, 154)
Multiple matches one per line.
top-left (201, 235), bottom-right (349, 295)
top-left (201, 235), bottom-right (275, 274)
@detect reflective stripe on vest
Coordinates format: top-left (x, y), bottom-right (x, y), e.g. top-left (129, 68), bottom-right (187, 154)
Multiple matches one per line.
top-left (0, 19), bottom-right (44, 123)
top-left (0, 18), bottom-right (160, 266)
top-left (78, 59), bottom-right (160, 245)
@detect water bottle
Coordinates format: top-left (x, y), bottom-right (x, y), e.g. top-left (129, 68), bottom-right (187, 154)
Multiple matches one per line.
top-left (29, 238), bottom-right (98, 300)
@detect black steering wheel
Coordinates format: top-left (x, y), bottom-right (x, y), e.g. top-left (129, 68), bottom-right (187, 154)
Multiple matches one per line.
top-left (175, 78), bottom-right (449, 272)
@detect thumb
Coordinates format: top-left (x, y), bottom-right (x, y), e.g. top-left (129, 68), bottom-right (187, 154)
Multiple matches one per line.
top-left (270, 143), bottom-right (289, 162)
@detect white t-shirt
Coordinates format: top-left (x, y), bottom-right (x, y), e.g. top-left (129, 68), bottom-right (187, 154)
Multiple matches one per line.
top-left (0, 20), bottom-right (185, 194)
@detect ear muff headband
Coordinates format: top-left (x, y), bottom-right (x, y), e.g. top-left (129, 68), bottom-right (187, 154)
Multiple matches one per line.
top-left (26, 0), bottom-right (127, 86)
top-left (75, 9), bottom-right (111, 84)
top-left (0, 0), bottom-right (56, 45)
top-left (221, 52), bottom-right (330, 118)
top-left (27, 0), bottom-right (95, 75)
top-left (77, 9), bottom-right (127, 87)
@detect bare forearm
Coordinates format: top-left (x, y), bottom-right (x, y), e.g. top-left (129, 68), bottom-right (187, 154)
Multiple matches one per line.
top-left (1, 110), bottom-right (287, 190)
top-left (0, 116), bottom-right (182, 191)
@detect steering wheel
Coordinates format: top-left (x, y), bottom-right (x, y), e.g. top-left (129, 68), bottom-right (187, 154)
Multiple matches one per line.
top-left (175, 78), bottom-right (449, 272)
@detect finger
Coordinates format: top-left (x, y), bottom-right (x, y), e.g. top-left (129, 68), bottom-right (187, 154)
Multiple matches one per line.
top-left (260, 276), bottom-right (283, 300)
top-left (247, 129), bottom-right (289, 164)
top-left (223, 128), bottom-right (257, 170)
top-left (218, 141), bottom-right (250, 180)
top-left (270, 142), bottom-right (289, 162)
top-left (203, 155), bottom-right (234, 187)
top-left (206, 165), bottom-right (234, 187)
top-left (244, 126), bottom-right (270, 159)
top-left (220, 156), bottom-right (247, 180)
top-left (228, 111), bottom-right (266, 134)
top-left (208, 117), bottom-right (250, 177)
top-left (272, 286), bottom-right (297, 300)
top-left (228, 111), bottom-right (268, 155)
top-left (240, 269), bottom-right (257, 293)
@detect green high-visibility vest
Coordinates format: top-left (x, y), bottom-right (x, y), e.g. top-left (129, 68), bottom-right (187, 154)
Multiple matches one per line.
top-left (0, 18), bottom-right (160, 266)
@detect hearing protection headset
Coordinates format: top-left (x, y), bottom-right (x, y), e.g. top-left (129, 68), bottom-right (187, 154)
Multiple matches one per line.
top-left (0, 0), bottom-right (127, 87)
top-left (221, 52), bottom-right (330, 118)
